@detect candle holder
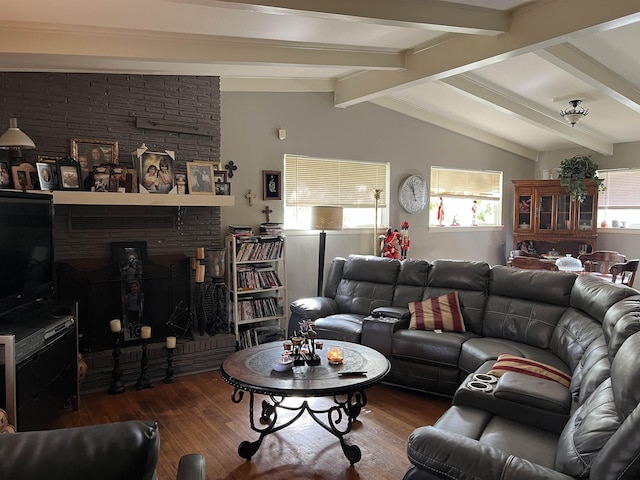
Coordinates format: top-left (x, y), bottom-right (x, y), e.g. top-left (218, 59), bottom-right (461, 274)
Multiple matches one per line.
top-left (135, 338), bottom-right (154, 390)
top-left (108, 332), bottom-right (126, 395)
top-left (164, 347), bottom-right (176, 384)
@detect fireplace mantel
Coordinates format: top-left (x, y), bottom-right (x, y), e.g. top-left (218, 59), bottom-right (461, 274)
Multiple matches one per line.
top-left (50, 190), bottom-right (234, 207)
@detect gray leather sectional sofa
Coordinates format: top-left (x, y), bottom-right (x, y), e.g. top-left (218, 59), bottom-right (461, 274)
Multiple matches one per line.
top-left (288, 254), bottom-right (640, 479)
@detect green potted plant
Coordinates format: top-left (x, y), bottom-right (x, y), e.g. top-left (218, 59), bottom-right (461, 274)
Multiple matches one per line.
top-left (557, 155), bottom-right (606, 202)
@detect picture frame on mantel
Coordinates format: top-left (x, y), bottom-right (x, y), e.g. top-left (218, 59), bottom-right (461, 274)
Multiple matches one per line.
top-left (57, 158), bottom-right (82, 190)
top-left (0, 161), bottom-right (13, 189)
top-left (134, 144), bottom-right (176, 194)
top-left (70, 138), bottom-right (119, 169)
top-left (186, 161), bottom-right (215, 195)
top-left (11, 162), bottom-right (37, 190)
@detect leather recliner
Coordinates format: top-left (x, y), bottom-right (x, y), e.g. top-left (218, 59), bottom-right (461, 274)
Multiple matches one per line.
top-left (0, 420), bottom-right (205, 480)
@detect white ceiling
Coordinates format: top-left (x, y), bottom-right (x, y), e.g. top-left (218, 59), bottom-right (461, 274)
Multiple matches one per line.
top-left (2, 0), bottom-right (640, 160)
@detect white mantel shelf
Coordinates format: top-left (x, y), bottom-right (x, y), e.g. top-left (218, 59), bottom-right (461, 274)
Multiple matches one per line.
top-left (51, 190), bottom-right (235, 207)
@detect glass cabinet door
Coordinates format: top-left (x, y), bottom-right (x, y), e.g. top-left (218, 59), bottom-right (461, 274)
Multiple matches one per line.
top-left (577, 194), bottom-right (595, 232)
top-left (555, 194), bottom-right (571, 231)
top-left (538, 194), bottom-right (553, 230)
top-left (516, 193), bottom-right (532, 231)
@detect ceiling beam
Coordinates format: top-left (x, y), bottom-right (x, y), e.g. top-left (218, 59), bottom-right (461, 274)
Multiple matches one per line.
top-left (441, 74), bottom-right (613, 155)
top-left (537, 43), bottom-right (640, 113)
top-left (179, 0), bottom-right (510, 35)
top-left (334, 0), bottom-right (640, 107)
top-left (370, 96), bottom-right (538, 161)
top-left (0, 22), bottom-right (404, 71)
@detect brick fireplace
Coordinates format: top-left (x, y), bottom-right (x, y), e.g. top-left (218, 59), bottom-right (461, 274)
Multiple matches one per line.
top-left (0, 73), bottom-right (236, 386)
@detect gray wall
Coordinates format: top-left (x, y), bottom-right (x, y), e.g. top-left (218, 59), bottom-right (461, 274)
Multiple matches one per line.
top-left (220, 92), bottom-right (535, 306)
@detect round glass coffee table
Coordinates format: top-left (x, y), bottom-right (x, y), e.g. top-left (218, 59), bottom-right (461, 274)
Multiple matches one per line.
top-left (220, 340), bottom-right (390, 465)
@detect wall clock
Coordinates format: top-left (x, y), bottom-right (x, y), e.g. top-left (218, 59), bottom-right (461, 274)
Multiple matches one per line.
top-left (398, 175), bottom-right (428, 214)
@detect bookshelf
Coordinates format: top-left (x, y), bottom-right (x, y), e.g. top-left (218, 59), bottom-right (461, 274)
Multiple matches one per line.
top-left (226, 234), bottom-right (287, 348)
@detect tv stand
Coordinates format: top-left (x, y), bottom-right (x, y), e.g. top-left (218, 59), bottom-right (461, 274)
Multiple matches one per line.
top-left (0, 303), bottom-right (78, 431)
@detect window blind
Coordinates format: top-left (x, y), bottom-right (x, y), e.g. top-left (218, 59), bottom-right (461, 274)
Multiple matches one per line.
top-left (598, 169), bottom-right (640, 208)
top-left (285, 155), bottom-right (388, 207)
top-left (430, 167), bottom-right (502, 200)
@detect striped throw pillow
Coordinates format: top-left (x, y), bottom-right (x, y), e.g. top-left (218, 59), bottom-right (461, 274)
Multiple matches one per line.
top-left (488, 354), bottom-right (571, 388)
top-left (408, 291), bottom-right (466, 332)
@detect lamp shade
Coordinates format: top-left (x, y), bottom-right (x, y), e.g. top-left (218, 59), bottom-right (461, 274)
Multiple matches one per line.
top-left (311, 206), bottom-right (343, 231)
top-left (0, 118), bottom-right (36, 149)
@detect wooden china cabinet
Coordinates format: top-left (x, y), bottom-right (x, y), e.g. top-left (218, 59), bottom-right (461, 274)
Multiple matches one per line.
top-left (512, 180), bottom-right (598, 256)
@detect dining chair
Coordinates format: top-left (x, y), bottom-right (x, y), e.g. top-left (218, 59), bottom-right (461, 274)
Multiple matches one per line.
top-left (510, 256), bottom-right (559, 271)
top-left (609, 260), bottom-right (639, 287)
top-left (578, 251), bottom-right (627, 274)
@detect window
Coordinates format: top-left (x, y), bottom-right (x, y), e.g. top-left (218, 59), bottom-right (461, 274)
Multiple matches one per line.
top-left (284, 155), bottom-right (389, 229)
top-left (429, 167), bottom-right (503, 227)
top-left (598, 168), bottom-right (640, 228)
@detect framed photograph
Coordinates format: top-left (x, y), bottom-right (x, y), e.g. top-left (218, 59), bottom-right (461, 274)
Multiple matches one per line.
top-left (186, 161), bottom-right (215, 195)
top-left (195, 160), bottom-right (222, 171)
top-left (263, 170), bottom-right (281, 200)
top-left (11, 162), bottom-right (37, 190)
top-left (57, 158), bottom-right (82, 190)
top-left (215, 181), bottom-right (231, 195)
top-left (70, 138), bottom-right (119, 177)
top-left (213, 170), bottom-right (227, 184)
top-left (137, 148), bottom-right (176, 194)
top-left (92, 163), bottom-right (113, 192)
top-left (0, 161), bottom-right (12, 189)
top-left (36, 162), bottom-right (56, 190)
top-left (37, 156), bottom-right (61, 189)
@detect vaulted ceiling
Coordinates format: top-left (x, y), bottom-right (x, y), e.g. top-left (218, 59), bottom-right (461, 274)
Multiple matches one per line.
top-left (2, 0), bottom-right (640, 160)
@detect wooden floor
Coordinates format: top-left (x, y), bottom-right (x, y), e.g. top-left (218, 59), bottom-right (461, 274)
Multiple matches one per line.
top-left (49, 371), bottom-right (450, 480)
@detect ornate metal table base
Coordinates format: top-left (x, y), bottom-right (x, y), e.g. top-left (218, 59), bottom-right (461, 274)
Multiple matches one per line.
top-left (231, 387), bottom-right (367, 464)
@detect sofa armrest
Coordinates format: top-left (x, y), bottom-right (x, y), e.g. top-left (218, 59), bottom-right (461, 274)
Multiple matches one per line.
top-left (289, 297), bottom-right (340, 335)
top-left (0, 420), bottom-right (160, 480)
top-left (452, 372), bottom-right (571, 434)
top-left (371, 306), bottom-right (411, 320)
top-left (361, 315), bottom-right (409, 356)
top-left (406, 426), bottom-right (576, 480)
top-left (290, 297), bottom-right (339, 319)
top-left (494, 372), bottom-right (571, 414)
top-left (176, 453), bottom-right (206, 480)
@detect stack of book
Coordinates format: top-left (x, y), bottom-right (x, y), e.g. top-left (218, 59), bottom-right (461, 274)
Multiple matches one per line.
top-left (235, 235), bottom-right (284, 261)
top-left (260, 222), bottom-right (283, 235)
top-left (229, 225), bottom-right (253, 237)
top-left (235, 264), bottom-right (281, 290)
top-left (239, 325), bottom-right (285, 349)
top-left (237, 297), bottom-right (279, 320)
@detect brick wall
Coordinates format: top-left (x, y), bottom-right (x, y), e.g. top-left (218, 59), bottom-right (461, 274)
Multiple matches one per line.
top-left (0, 73), bottom-right (223, 258)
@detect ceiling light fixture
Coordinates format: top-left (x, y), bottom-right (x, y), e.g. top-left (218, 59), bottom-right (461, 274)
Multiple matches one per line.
top-left (560, 100), bottom-right (589, 127)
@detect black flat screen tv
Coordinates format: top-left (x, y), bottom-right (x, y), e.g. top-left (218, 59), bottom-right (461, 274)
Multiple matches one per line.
top-left (0, 191), bottom-right (55, 318)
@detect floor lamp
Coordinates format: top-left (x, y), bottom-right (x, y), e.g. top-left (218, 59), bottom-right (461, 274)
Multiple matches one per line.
top-left (311, 206), bottom-right (343, 297)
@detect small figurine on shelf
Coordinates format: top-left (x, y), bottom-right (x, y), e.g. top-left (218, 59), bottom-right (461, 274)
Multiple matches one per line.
top-left (471, 200), bottom-right (478, 226)
top-left (400, 221), bottom-right (410, 260)
top-left (450, 215), bottom-right (460, 226)
top-left (437, 197), bottom-right (445, 226)
top-left (381, 228), bottom-right (402, 259)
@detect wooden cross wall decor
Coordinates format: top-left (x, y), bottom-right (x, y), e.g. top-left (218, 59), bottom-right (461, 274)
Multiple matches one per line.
top-left (261, 205), bottom-right (273, 222)
top-left (225, 161), bottom-right (238, 178)
top-left (244, 189), bottom-right (256, 206)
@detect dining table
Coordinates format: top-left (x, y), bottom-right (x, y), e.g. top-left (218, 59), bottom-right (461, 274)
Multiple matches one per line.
top-left (537, 256), bottom-right (621, 283)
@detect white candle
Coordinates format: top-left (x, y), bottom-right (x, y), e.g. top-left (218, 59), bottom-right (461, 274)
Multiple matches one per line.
top-left (166, 336), bottom-right (177, 349)
top-left (110, 319), bottom-right (121, 333)
top-left (196, 264), bottom-right (206, 283)
top-left (196, 247), bottom-right (205, 260)
top-left (141, 326), bottom-right (151, 339)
